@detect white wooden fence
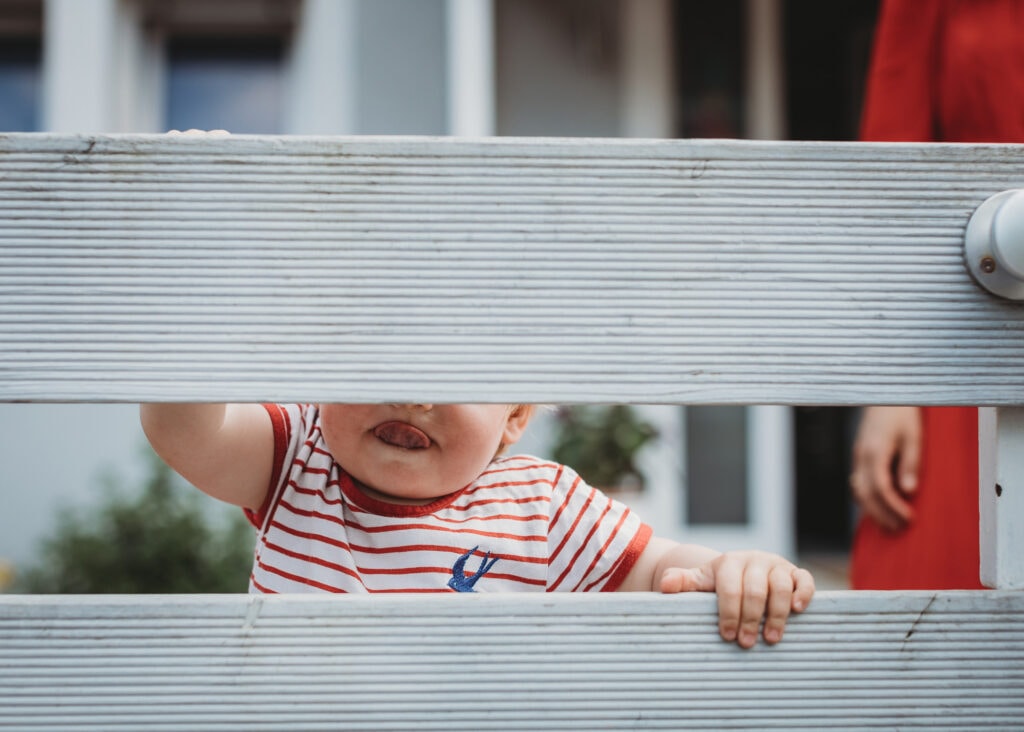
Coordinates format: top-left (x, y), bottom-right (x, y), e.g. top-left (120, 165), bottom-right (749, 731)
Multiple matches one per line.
top-left (1, 133), bottom-right (1022, 730)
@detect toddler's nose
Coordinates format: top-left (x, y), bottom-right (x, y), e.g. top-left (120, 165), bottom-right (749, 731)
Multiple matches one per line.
top-left (393, 403), bottom-right (433, 412)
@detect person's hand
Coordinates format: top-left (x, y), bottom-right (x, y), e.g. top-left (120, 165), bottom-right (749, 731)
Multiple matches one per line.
top-left (659, 551), bottom-right (815, 649)
top-left (849, 406), bottom-right (922, 532)
top-left (166, 129), bottom-right (230, 136)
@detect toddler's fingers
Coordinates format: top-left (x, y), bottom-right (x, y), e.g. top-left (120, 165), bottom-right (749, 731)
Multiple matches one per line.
top-left (658, 565), bottom-right (714, 594)
top-left (738, 563), bottom-right (769, 649)
top-left (712, 556), bottom-right (744, 645)
top-left (762, 564), bottom-right (796, 644)
top-left (790, 567), bottom-right (815, 613)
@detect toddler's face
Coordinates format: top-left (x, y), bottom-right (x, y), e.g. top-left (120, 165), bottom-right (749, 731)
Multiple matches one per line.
top-left (318, 404), bottom-right (531, 504)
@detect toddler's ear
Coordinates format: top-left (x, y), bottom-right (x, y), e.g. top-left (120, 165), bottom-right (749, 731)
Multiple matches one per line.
top-left (501, 405), bottom-right (534, 446)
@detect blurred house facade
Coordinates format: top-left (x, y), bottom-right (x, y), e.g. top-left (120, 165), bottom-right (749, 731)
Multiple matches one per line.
top-left (0, 0), bottom-right (877, 567)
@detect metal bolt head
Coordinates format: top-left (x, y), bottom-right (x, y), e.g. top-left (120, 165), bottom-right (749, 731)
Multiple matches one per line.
top-left (980, 256), bottom-right (997, 274)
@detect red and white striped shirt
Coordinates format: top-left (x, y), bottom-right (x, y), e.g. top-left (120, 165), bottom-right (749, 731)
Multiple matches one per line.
top-left (247, 404), bottom-right (652, 594)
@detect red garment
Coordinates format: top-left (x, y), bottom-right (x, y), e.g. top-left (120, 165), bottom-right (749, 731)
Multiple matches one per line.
top-left (859, 0), bottom-right (1024, 144)
top-left (850, 407), bottom-right (983, 589)
top-left (851, 0), bottom-right (1024, 589)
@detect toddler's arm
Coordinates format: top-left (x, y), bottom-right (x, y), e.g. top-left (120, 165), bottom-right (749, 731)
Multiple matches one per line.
top-left (140, 403), bottom-right (274, 510)
top-left (618, 536), bottom-right (814, 648)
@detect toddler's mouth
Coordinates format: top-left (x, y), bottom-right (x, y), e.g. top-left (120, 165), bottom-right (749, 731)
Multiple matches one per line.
top-left (372, 421), bottom-right (432, 450)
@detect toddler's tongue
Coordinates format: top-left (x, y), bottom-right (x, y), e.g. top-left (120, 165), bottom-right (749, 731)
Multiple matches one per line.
top-left (373, 421), bottom-right (431, 450)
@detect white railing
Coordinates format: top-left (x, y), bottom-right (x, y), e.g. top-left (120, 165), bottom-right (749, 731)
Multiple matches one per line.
top-left (1, 133), bottom-right (1022, 729)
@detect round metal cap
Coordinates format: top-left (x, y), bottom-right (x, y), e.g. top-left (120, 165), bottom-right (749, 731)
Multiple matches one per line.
top-left (965, 189), bottom-right (1024, 300)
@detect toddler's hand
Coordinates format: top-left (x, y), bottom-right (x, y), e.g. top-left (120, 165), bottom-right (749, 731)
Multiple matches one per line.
top-left (660, 551), bottom-right (814, 649)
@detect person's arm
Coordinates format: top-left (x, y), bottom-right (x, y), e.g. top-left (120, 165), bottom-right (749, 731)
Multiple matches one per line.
top-left (139, 403), bottom-right (275, 510)
top-left (849, 406), bottom-right (922, 532)
top-left (617, 536), bottom-right (814, 648)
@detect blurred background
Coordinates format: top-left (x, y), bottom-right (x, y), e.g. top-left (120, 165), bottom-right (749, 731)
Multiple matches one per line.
top-left (0, 0), bottom-right (880, 592)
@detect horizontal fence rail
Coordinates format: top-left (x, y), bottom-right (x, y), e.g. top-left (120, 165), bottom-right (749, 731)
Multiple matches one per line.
top-left (1, 133), bottom-right (1023, 405)
top-left (3, 135), bottom-right (1024, 730)
top-left (1, 592), bottom-right (1023, 731)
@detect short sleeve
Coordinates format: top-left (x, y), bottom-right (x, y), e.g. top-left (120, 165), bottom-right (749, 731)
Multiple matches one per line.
top-left (546, 466), bottom-right (652, 592)
top-left (244, 403), bottom-right (306, 529)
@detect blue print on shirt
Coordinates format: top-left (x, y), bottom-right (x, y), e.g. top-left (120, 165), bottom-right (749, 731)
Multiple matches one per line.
top-left (448, 546), bottom-right (498, 592)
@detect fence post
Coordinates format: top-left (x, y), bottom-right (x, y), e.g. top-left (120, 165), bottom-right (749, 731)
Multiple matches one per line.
top-left (980, 407), bottom-right (1024, 589)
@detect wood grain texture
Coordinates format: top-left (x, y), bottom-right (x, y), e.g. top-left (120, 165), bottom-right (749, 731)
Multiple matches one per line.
top-left (1, 592), bottom-right (1022, 730)
top-left (3, 135), bottom-right (1024, 729)
top-left (1, 133), bottom-right (1023, 405)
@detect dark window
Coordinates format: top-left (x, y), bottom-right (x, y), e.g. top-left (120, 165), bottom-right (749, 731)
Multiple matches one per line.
top-left (0, 37), bottom-right (40, 131)
top-left (674, 0), bottom-right (745, 138)
top-left (166, 37), bottom-right (285, 134)
top-left (686, 406), bottom-right (749, 525)
top-left (794, 406), bottom-right (856, 552)
top-left (784, 0), bottom-right (880, 141)
top-left (784, 0), bottom-right (880, 552)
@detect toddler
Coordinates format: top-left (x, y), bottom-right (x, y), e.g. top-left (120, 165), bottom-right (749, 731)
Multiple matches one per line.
top-left (141, 402), bottom-right (814, 648)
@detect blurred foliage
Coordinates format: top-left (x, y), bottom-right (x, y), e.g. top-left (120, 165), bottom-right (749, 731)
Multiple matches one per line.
top-left (12, 449), bottom-right (254, 593)
top-left (0, 560), bottom-right (13, 593)
top-left (550, 405), bottom-right (658, 491)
